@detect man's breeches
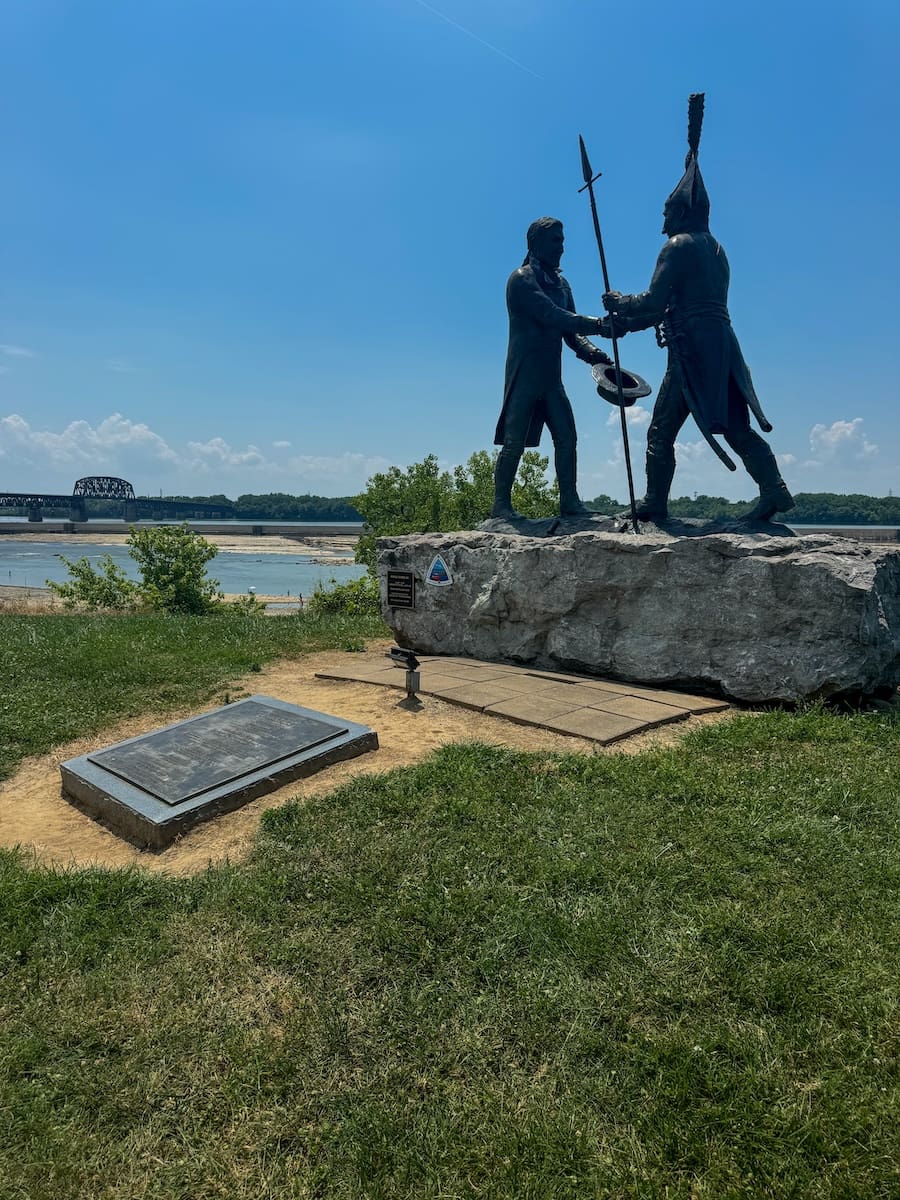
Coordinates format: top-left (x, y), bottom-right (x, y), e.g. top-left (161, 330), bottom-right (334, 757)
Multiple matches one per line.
top-left (499, 387), bottom-right (576, 454)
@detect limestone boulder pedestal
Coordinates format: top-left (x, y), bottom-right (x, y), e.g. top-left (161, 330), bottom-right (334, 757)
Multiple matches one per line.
top-left (377, 529), bottom-right (900, 703)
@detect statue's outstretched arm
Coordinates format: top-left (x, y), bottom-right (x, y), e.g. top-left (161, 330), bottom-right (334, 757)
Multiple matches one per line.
top-left (509, 270), bottom-right (603, 337)
top-left (603, 240), bottom-right (682, 332)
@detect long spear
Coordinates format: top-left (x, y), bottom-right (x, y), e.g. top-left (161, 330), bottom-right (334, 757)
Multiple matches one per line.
top-left (578, 135), bottom-right (640, 533)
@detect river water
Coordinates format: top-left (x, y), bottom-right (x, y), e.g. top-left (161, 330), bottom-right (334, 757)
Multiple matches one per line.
top-left (1, 518), bottom-right (895, 594)
top-left (0, 541), bottom-right (365, 596)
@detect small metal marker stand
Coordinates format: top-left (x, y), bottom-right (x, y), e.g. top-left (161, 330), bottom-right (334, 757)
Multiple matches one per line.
top-left (387, 647), bottom-right (421, 707)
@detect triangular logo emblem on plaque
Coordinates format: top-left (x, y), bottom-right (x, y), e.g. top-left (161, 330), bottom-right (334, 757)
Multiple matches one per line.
top-left (426, 554), bottom-right (453, 586)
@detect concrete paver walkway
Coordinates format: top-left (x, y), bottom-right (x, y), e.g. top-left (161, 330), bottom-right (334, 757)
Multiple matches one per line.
top-left (316, 655), bottom-right (729, 746)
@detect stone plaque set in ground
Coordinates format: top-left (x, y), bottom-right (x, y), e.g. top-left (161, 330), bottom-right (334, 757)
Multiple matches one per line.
top-left (61, 696), bottom-right (378, 849)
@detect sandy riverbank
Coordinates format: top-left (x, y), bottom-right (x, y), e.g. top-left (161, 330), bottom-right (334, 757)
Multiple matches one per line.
top-left (0, 584), bottom-right (306, 610)
top-left (0, 530), bottom-right (358, 561)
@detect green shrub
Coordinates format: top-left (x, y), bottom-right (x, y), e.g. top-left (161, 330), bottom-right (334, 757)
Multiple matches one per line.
top-left (48, 525), bottom-right (221, 614)
top-left (219, 593), bottom-right (265, 617)
top-left (306, 574), bottom-right (381, 616)
top-left (127, 525), bottom-right (221, 614)
top-left (47, 554), bottom-right (140, 610)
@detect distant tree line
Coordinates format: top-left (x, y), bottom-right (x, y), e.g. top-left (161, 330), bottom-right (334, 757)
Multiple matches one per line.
top-left (779, 493), bottom-right (900, 525)
top-left (14, 493), bottom-right (363, 520)
top-left (164, 493), bottom-right (363, 520)
top-left (588, 492), bottom-right (900, 524)
top-left (8, 484), bottom-right (898, 526)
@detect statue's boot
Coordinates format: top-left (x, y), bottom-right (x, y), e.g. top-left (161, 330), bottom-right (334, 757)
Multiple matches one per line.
top-left (490, 444), bottom-right (524, 520)
top-left (740, 446), bottom-right (795, 522)
top-left (634, 449), bottom-right (675, 521)
top-left (556, 444), bottom-right (592, 517)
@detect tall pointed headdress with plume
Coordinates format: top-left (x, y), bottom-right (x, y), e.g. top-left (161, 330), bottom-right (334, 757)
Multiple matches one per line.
top-left (666, 93), bottom-right (710, 229)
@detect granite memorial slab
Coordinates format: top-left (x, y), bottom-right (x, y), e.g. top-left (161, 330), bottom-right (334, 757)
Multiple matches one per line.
top-left (60, 695), bottom-right (378, 849)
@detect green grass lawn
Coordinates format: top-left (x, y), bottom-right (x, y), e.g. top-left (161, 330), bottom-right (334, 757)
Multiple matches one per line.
top-left (0, 610), bottom-right (389, 781)
top-left (1, 614), bottom-right (898, 1197)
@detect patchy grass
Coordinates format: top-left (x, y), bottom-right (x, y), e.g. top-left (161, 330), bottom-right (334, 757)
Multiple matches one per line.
top-left (0, 705), bottom-right (897, 1197)
top-left (0, 610), bottom-right (388, 779)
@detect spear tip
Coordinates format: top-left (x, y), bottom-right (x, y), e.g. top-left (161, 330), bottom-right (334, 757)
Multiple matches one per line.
top-left (578, 134), bottom-right (593, 184)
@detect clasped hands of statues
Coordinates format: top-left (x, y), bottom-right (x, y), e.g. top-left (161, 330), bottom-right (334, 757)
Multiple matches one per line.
top-left (582, 302), bottom-right (630, 363)
top-left (599, 292), bottom-right (631, 340)
top-left (582, 302), bottom-right (628, 367)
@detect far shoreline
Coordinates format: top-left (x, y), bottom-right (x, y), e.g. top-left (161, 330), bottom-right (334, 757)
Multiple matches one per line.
top-left (0, 529), bottom-right (358, 562)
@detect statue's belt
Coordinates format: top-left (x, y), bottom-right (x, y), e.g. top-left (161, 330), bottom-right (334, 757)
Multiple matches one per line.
top-left (664, 302), bottom-right (731, 329)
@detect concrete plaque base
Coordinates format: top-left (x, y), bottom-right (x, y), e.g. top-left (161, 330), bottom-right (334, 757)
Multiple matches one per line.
top-left (61, 695), bottom-right (378, 848)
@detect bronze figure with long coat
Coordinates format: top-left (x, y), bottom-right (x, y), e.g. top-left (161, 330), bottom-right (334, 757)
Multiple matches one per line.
top-left (491, 217), bottom-right (611, 520)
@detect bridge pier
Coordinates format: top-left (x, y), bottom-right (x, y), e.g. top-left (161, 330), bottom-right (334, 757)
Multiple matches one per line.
top-left (124, 501), bottom-right (139, 522)
top-left (27, 504), bottom-right (43, 522)
top-left (69, 499), bottom-right (87, 522)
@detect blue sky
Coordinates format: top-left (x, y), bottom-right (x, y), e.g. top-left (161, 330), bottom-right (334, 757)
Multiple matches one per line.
top-left (1, 0), bottom-right (897, 501)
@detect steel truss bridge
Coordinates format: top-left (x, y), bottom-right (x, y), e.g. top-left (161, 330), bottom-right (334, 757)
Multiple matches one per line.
top-left (0, 477), bottom-right (230, 521)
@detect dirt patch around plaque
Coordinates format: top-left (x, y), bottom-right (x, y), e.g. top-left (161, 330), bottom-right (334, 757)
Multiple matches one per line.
top-left (0, 641), bottom-right (735, 875)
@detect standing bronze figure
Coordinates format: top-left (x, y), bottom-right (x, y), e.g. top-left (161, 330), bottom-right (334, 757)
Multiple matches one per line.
top-left (602, 95), bottom-right (794, 522)
top-left (492, 218), bottom-right (612, 520)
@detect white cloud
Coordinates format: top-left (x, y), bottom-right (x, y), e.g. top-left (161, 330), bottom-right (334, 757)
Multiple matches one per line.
top-left (0, 412), bottom-right (179, 469)
top-left (605, 404), bottom-right (651, 429)
top-left (0, 412), bottom-right (435, 496)
top-left (186, 437), bottom-right (269, 470)
top-left (0, 343), bottom-right (35, 358)
top-left (585, 412), bottom-right (895, 502)
top-left (672, 438), bottom-right (711, 463)
top-left (809, 418), bottom-right (878, 462)
top-left (272, 439), bottom-right (291, 448)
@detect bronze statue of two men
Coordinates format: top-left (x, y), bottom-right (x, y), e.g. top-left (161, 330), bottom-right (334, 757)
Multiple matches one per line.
top-left (492, 96), bottom-right (794, 526)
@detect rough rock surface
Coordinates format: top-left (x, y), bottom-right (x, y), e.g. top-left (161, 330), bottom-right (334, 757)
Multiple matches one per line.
top-left (478, 512), bottom-right (798, 539)
top-left (478, 512), bottom-right (623, 538)
top-left (377, 529), bottom-right (900, 702)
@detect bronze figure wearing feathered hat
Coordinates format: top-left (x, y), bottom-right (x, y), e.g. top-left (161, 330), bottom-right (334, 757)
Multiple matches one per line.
top-left (602, 94), bottom-right (794, 522)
